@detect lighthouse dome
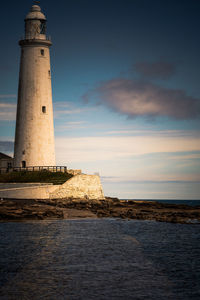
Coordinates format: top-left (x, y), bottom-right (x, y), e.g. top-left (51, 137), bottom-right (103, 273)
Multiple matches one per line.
top-left (25, 5), bottom-right (46, 20)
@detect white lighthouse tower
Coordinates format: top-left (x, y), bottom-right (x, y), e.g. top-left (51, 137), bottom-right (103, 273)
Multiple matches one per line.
top-left (14, 4), bottom-right (56, 168)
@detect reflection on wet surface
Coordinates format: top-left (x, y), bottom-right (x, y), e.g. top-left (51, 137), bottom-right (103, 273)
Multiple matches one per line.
top-left (0, 219), bottom-right (199, 299)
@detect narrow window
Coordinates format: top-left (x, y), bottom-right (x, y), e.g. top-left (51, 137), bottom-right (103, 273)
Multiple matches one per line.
top-left (22, 161), bottom-right (26, 168)
top-left (22, 150), bottom-right (25, 155)
top-left (40, 20), bottom-right (46, 34)
top-left (48, 70), bottom-right (51, 76)
top-left (7, 162), bottom-right (12, 169)
top-left (42, 106), bottom-right (46, 113)
top-left (41, 49), bottom-right (44, 56)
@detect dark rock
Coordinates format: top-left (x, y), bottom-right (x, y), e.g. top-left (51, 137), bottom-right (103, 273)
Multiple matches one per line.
top-left (0, 198), bottom-right (200, 224)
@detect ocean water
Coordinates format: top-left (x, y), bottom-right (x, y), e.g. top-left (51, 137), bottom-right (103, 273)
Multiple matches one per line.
top-left (156, 199), bottom-right (200, 206)
top-left (0, 218), bottom-right (200, 300)
top-left (125, 199), bottom-right (200, 206)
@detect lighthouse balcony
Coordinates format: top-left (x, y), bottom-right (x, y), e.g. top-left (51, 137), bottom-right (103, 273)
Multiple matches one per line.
top-left (19, 37), bottom-right (52, 47)
top-left (20, 35), bottom-right (51, 41)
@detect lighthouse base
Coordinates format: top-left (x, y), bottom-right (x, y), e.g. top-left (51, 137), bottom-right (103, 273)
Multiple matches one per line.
top-left (0, 174), bottom-right (105, 200)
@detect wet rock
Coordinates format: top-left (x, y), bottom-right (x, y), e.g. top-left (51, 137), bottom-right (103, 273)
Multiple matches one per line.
top-left (0, 198), bottom-right (200, 224)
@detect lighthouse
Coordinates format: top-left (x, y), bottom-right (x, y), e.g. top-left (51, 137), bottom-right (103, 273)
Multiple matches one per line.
top-left (14, 4), bottom-right (56, 168)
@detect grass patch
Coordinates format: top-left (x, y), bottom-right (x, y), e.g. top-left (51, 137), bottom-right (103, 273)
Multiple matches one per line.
top-left (0, 171), bottom-right (73, 185)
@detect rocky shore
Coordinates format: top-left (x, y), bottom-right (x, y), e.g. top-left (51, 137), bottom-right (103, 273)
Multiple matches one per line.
top-left (0, 197), bottom-right (200, 224)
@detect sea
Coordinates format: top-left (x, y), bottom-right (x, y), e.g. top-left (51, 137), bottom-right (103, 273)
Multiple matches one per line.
top-left (0, 199), bottom-right (200, 300)
top-left (125, 199), bottom-right (200, 206)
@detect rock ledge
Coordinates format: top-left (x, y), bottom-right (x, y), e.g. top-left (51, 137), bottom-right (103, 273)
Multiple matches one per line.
top-left (0, 198), bottom-right (199, 224)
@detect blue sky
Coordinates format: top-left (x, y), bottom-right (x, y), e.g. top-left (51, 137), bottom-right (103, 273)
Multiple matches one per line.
top-left (0, 0), bottom-right (200, 199)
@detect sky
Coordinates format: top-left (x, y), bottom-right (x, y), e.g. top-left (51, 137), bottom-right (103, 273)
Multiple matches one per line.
top-left (0, 0), bottom-right (200, 199)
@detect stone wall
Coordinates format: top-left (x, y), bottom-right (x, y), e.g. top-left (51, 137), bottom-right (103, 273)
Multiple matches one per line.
top-left (67, 169), bottom-right (82, 176)
top-left (0, 174), bottom-right (104, 200)
top-left (0, 184), bottom-right (58, 199)
top-left (50, 174), bottom-right (104, 200)
top-left (0, 182), bottom-right (53, 190)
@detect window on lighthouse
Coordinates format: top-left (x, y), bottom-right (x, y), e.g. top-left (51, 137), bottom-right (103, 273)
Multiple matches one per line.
top-left (41, 49), bottom-right (44, 56)
top-left (42, 106), bottom-right (46, 113)
top-left (40, 20), bottom-right (46, 34)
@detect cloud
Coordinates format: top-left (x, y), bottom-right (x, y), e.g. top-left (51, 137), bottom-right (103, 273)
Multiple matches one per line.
top-left (85, 78), bottom-right (200, 120)
top-left (133, 61), bottom-right (176, 79)
top-left (55, 108), bottom-right (83, 116)
top-left (0, 102), bottom-right (17, 121)
top-left (0, 141), bottom-right (14, 153)
top-left (101, 176), bottom-right (200, 184)
top-left (55, 133), bottom-right (200, 184)
top-left (55, 132), bottom-right (200, 164)
top-left (0, 95), bottom-right (16, 99)
top-left (54, 102), bottom-right (72, 108)
top-left (55, 121), bottom-right (87, 131)
top-left (168, 153), bottom-right (200, 160)
top-left (54, 101), bottom-right (82, 117)
top-left (105, 129), bottom-right (200, 137)
top-left (54, 101), bottom-right (97, 118)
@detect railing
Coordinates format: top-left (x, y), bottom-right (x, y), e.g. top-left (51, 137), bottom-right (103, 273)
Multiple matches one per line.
top-left (20, 35), bottom-right (51, 41)
top-left (0, 166), bottom-right (67, 174)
